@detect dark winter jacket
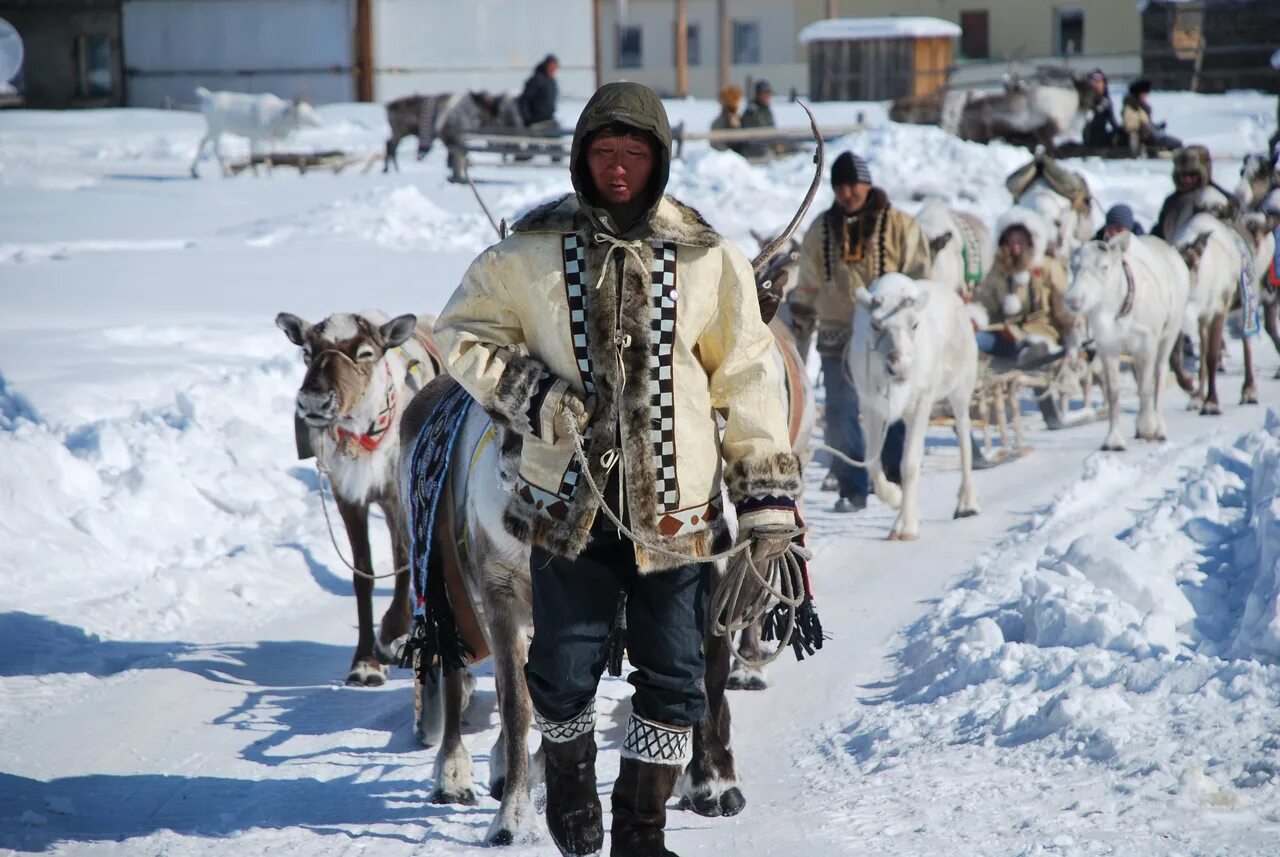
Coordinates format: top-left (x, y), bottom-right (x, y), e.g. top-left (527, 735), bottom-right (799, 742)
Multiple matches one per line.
top-left (518, 64), bottom-right (559, 126)
top-left (1083, 93), bottom-right (1119, 147)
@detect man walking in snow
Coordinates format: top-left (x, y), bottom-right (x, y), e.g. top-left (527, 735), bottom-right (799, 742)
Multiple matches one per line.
top-left (786, 152), bottom-right (931, 513)
top-left (435, 82), bottom-right (803, 857)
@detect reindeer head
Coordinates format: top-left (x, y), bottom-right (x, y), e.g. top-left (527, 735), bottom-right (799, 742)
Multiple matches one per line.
top-left (276, 312), bottom-right (417, 428)
top-left (856, 274), bottom-right (930, 383)
top-left (751, 231), bottom-right (801, 323)
top-left (1065, 235), bottom-right (1128, 316)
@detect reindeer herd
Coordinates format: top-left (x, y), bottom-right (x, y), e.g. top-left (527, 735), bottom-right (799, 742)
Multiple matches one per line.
top-left (269, 138), bottom-right (1280, 845)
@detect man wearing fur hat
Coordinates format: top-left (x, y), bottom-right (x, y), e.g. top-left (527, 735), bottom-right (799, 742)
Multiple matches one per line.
top-left (435, 82), bottom-right (803, 857)
top-left (1152, 145), bottom-right (1238, 240)
top-left (973, 209), bottom-right (1075, 427)
top-left (709, 84), bottom-right (743, 152)
top-left (787, 152), bottom-right (931, 513)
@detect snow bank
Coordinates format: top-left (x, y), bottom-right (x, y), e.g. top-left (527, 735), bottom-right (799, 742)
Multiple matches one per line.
top-left (846, 414), bottom-right (1280, 803)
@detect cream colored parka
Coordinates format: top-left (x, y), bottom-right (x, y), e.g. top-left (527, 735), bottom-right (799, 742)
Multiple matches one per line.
top-left (434, 83), bottom-right (800, 572)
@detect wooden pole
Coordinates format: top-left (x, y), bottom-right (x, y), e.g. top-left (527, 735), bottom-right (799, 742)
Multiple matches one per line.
top-left (675, 0), bottom-right (688, 97)
top-left (354, 0), bottom-right (373, 102)
top-left (593, 0), bottom-right (604, 91)
top-left (826, 0), bottom-right (837, 18)
top-left (717, 0), bottom-right (729, 93)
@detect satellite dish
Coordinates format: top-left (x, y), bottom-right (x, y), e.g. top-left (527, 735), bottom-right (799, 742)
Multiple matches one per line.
top-left (0, 18), bottom-right (22, 84)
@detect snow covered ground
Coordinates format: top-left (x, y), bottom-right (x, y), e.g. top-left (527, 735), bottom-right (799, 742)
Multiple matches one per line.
top-left (2, 90), bottom-right (1279, 856)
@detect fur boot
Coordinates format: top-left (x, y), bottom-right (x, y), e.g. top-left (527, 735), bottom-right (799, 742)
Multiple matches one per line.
top-left (610, 758), bottom-right (681, 857)
top-left (543, 732), bottom-right (604, 856)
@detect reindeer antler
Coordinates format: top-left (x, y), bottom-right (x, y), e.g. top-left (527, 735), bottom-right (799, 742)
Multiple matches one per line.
top-left (751, 100), bottom-right (825, 274)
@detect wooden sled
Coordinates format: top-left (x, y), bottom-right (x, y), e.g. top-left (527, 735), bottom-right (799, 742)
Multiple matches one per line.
top-left (227, 150), bottom-right (378, 176)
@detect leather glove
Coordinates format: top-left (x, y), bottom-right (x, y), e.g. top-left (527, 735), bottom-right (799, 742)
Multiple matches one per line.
top-left (746, 523), bottom-right (800, 570)
top-left (553, 389), bottom-right (594, 443)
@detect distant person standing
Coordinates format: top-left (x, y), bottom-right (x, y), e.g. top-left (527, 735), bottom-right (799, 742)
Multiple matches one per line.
top-left (710, 85), bottom-right (743, 151)
top-left (738, 80), bottom-right (777, 158)
top-left (518, 54), bottom-right (561, 131)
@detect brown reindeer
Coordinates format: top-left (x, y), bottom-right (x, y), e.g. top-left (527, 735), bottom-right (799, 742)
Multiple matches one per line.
top-left (275, 311), bottom-right (442, 685)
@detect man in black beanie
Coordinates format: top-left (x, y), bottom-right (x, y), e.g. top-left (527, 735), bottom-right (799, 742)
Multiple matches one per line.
top-left (1093, 203), bottom-right (1145, 241)
top-left (786, 152), bottom-right (932, 512)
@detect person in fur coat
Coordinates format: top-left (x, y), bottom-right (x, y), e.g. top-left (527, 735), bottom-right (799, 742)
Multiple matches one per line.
top-left (1152, 145), bottom-right (1238, 240)
top-left (972, 208), bottom-right (1076, 427)
top-left (786, 151), bottom-right (932, 513)
top-left (434, 82), bottom-right (802, 857)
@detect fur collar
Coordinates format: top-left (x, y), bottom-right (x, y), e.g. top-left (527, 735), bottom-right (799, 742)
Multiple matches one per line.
top-left (511, 194), bottom-right (720, 248)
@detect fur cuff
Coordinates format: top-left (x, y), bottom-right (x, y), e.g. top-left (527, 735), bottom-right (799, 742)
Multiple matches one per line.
top-left (724, 453), bottom-right (803, 505)
top-left (488, 350), bottom-right (547, 435)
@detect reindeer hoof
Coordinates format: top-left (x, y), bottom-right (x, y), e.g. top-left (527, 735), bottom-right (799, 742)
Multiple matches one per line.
top-left (953, 508), bottom-right (979, 519)
top-left (1242, 393), bottom-right (1258, 405)
top-left (346, 660), bottom-right (388, 687)
top-left (719, 787), bottom-right (746, 817)
top-left (1101, 442), bottom-right (1126, 452)
top-left (726, 668), bottom-right (768, 691)
top-left (431, 786), bottom-right (478, 806)
top-left (486, 828), bottom-right (515, 846)
top-left (887, 531), bottom-right (919, 542)
top-left (678, 792), bottom-right (722, 818)
top-left (1200, 402), bottom-right (1222, 416)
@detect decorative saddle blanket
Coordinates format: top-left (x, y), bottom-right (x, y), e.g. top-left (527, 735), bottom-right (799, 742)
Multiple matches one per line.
top-left (1230, 230), bottom-right (1261, 338)
top-left (405, 379), bottom-right (475, 670)
top-left (1267, 226), bottom-right (1280, 291)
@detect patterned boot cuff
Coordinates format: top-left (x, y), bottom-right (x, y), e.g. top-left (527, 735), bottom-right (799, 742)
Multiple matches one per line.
top-left (621, 713), bottom-right (691, 766)
top-left (534, 700), bottom-right (597, 743)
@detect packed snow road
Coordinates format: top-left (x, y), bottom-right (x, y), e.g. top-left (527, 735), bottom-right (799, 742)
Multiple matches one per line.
top-left (2, 93), bottom-right (1279, 856)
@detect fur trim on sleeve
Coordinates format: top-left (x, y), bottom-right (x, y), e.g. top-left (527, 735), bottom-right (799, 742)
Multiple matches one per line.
top-left (724, 452), bottom-right (804, 505)
top-left (487, 349), bottom-right (547, 435)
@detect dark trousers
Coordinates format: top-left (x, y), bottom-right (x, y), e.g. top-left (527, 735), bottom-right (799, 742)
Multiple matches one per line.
top-left (526, 534), bottom-right (711, 728)
top-left (821, 353), bottom-right (904, 499)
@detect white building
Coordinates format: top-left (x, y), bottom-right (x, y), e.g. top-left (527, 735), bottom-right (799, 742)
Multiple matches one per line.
top-left (121, 0), bottom-right (595, 108)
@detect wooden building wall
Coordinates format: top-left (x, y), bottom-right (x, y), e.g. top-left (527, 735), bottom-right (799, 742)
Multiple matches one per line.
top-left (808, 36), bottom-right (951, 102)
top-left (1142, 0), bottom-right (1280, 93)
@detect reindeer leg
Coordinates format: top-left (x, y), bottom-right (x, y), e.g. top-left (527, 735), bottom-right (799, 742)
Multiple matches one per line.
top-left (430, 664), bottom-right (478, 805)
top-left (952, 385), bottom-right (980, 518)
top-left (1170, 332), bottom-right (1197, 396)
top-left (483, 564), bottom-right (533, 845)
top-left (1265, 302), bottom-right (1280, 378)
top-left (1202, 314), bottom-right (1224, 415)
top-left (679, 584), bottom-right (744, 819)
top-left (888, 400), bottom-right (929, 541)
top-left (1152, 329), bottom-right (1176, 441)
top-left (414, 660), bottom-right (445, 747)
top-left (336, 498), bottom-right (386, 686)
top-left (376, 494), bottom-right (414, 663)
top-left (726, 623), bottom-right (769, 691)
top-left (1134, 346), bottom-right (1161, 441)
top-left (190, 133), bottom-right (210, 178)
top-left (1241, 332), bottom-right (1257, 405)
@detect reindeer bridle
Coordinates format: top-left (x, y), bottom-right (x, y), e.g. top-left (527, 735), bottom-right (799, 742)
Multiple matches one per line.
top-left (331, 359), bottom-right (398, 455)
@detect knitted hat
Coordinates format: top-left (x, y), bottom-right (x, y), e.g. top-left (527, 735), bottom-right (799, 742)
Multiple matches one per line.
top-left (755, 80), bottom-right (773, 97)
top-left (1104, 204), bottom-right (1136, 230)
top-left (1129, 79), bottom-right (1152, 96)
top-left (831, 152), bottom-right (872, 187)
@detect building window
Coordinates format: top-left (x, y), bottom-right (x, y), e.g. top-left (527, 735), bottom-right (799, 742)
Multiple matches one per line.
top-left (75, 35), bottom-right (112, 97)
top-left (686, 23), bottom-right (701, 67)
top-left (732, 20), bottom-right (760, 65)
top-left (1055, 7), bottom-right (1083, 56)
top-left (959, 10), bottom-right (989, 60)
top-left (673, 22), bottom-right (700, 67)
top-left (617, 24), bottom-right (642, 69)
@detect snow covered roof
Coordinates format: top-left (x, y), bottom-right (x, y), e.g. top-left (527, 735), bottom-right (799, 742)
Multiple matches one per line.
top-left (798, 17), bottom-right (961, 44)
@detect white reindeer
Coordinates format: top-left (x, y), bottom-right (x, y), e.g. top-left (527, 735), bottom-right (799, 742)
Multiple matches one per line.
top-left (1065, 234), bottom-right (1189, 450)
top-left (915, 198), bottom-right (994, 298)
top-left (275, 311), bottom-right (440, 685)
top-left (191, 87), bottom-right (323, 178)
top-left (1171, 213), bottom-right (1259, 411)
top-left (848, 274), bottom-right (980, 541)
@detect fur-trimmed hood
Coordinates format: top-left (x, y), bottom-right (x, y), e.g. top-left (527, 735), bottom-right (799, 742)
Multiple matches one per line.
top-left (512, 193), bottom-right (720, 248)
top-left (996, 206), bottom-right (1050, 267)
